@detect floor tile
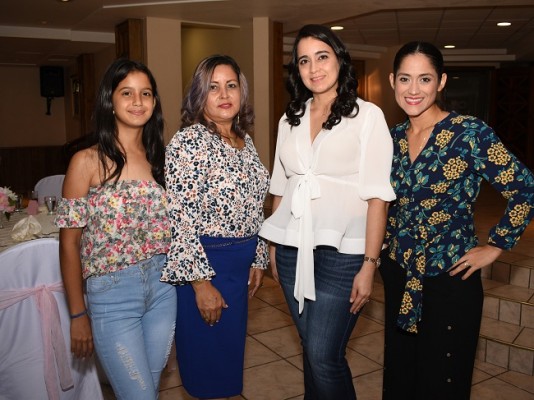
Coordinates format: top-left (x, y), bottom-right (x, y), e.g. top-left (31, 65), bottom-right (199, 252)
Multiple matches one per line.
top-left (351, 315), bottom-right (384, 338)
top-left (247, 303), bottom-right (294, 335)
top-left (244, 336), bottom-right (282, 368)
top-left (499, 370), bottom-right (534, 394)
top-left (471, 377), bottom-right (534, 400)
top-left (354, 370), bottom-right (383, 400)
top-left (348, 331), bottom-right (385, 365)
top-left (242, 359), bottom-right (305, 400)
top-left (251, 325), bottom-right (302, 358)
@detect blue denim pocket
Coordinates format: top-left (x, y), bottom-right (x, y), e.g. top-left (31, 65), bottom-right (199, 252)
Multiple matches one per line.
top-left (87, 273), bottom-right (116, 294)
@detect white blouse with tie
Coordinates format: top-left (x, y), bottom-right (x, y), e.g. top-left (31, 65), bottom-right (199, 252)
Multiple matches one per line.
top-left (259, 98), bottom-right (396, 312)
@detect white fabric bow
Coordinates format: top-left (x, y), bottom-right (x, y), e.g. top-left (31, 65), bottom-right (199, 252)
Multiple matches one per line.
top-left (290, 170), bottom-right (321, 313)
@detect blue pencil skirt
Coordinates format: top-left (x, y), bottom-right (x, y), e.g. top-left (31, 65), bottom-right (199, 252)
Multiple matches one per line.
top-left (175, 235), bottom-right (257, 399)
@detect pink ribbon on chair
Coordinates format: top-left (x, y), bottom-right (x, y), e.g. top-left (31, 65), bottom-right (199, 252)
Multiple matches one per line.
top-left (0, 282), bottom-right (74, 400)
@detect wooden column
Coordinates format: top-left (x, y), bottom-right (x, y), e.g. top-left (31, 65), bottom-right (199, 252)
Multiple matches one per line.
top-left (115, 19), bottom-right (146, 63)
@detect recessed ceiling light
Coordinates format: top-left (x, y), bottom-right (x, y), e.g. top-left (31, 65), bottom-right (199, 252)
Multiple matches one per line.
top-left (58, 0), bottom-right (71, 2)
top-left (444, 45), bottom-right (455, 49)
top-left (497, 22), bottom-right (511, 27)
top-left (331, 26), bottom-right (344, 31)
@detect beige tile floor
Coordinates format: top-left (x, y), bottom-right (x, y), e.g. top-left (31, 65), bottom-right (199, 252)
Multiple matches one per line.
top-left (101, 182), bottom-right (534, 399)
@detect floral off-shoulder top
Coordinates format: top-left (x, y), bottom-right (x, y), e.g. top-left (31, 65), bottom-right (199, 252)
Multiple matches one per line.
top-left (55, 180), bottom-right (171, 279)
top-left (386, 112), bottom-right (534, 333)
top-left (162, 123), bottom-right (270, 285)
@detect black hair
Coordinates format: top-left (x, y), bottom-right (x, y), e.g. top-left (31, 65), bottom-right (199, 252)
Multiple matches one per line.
top-left (181, 54), bottom-right (253, 138)
top-left (285, 24), bottom-right (359, 130)
top-left (93, 58), bottom-right (165, 186)
top-left (393, 41), bottom-right (444, 80)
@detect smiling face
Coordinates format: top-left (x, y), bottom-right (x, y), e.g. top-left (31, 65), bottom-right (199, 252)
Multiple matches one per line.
top-left (112, 70), bottom-right (155, 131)
top-left (297, 36), bottom-right (340, 97)
top-left (389, 52), bottom-right (447, 118)
top-left (203, 64), bottom-right (241, 126)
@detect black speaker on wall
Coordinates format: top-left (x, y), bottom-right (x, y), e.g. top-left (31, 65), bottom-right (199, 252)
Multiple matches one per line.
top-left (40, 66), bottom-right (64, 98)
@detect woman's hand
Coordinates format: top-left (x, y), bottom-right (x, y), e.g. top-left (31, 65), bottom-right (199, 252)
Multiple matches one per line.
top-left (349, 264), bottom-right (375, 314)
top-left (70, 315), bottom-right (94, 358)
top-left (269, 244), bottom-right (279, 283)
top-left (192, 281), bottom-right (227, 325)
top-left (449, 244), bottom-right (503, 280)
top-left (248, 268), bottom-right (264, 298)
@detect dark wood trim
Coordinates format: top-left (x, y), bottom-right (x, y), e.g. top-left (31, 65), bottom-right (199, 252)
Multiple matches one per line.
top-left (115, 19), bottom-right (146, 63)
top-left (0, 146), bottom-right (67, 194)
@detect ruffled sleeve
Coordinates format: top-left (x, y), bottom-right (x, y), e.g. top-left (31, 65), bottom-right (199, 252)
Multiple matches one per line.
top-left (357, 102), bottom-right (396, 202)
top-left (269, 116), bottom-right (291, 196)
top-left (54, 197), bottom-right (88, 228)
top-left (163, 125), bottom-right (214, 284)
top-left (252, 236), bottom-right (269, 269)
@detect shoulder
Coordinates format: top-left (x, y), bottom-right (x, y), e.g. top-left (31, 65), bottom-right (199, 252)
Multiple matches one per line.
top-left (68, 147), bottom-right (98, 174)
top-left (446, 113), bottom-right (494, 143)
top-left (448, 112), bottom-right (488, 129)
top-left (355, 98), bottom-right (385, 117)
top-left (168, 123), bottom-right (210, 147)
top-left (64, 147), bottom-right (98, 198)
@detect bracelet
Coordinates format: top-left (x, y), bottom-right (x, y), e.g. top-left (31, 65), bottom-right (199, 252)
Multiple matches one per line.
top-left (363, 256), bottom-right (381, 268)
top-left (191, 278), bottom-right (207, 286)
top-left (70, 310), bottom-right (88, 319)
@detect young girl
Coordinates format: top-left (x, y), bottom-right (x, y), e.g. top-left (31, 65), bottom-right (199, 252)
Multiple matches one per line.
top-left (56, 58), bottom-right (176, 400)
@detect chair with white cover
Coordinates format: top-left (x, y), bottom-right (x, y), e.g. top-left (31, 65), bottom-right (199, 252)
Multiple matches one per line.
top-left (0, 239), bottom-right (103, 400)
top-left (35, 174), bottom-right (65, 204)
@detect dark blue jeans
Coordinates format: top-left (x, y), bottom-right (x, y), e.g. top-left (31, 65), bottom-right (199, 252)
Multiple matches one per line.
top-left (276, 245), bottom-right (363, 400)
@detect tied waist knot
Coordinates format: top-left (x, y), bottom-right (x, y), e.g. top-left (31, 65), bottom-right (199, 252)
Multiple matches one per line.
top-left (290, 170), bottom-right (321, 313)
top-left (0, 282), bottom-right (74, 400)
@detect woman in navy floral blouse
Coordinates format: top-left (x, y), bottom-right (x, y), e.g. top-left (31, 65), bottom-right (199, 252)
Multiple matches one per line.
top-left (163, 55), bottom-right (269, 399)
top-left (381, 41), bottom-right (534, 399)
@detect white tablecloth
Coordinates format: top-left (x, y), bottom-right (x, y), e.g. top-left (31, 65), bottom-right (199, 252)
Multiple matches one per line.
top-left (0, 209), bottom-right (59, 253)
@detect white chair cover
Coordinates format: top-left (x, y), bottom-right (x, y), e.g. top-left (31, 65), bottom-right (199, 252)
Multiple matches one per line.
top-left (0, 239), bottom-right (103, 400)
top-left (34, 174), bottom-right (65, 205)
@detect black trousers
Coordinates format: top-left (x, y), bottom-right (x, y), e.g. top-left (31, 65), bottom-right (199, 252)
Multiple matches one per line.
top-left (379, 254), bottom-right (483, 400)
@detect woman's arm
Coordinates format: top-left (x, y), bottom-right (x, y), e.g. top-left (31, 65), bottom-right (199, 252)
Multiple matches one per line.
top-left (450, 124), bottom-right (534, 279)
top-left (268, 195), bottom-right (283, 282)
top-left (350, 198), bottom-right (388, 314)
top-left (59, 150), bottom-right (94, 358)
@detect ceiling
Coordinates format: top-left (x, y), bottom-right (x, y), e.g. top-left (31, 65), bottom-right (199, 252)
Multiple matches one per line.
top-left (2, 0), bottom-right (534, 67)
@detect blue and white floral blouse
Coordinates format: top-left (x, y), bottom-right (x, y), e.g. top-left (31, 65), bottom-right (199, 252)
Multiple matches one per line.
top-left (162, 123), bottom-right (270, 285)
top-left (386, 111), bottom-right (534, 333)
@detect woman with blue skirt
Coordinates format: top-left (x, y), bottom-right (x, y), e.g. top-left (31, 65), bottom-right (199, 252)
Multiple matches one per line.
top-left (162, 55), bottom-right (270, 399)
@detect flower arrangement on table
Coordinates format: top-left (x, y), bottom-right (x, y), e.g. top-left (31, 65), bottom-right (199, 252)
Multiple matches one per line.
top-left (0, 186), bottom-right (17, 220)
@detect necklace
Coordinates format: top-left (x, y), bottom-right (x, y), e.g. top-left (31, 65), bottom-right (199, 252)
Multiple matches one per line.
top-left (407, 121), bottom-right (437, 150)
top-left (220, 133), bottom-right (239, 148)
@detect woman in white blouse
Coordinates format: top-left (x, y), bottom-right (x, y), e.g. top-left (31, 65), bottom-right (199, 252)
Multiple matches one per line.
top-left (259, 25), bottom-right (395, 399)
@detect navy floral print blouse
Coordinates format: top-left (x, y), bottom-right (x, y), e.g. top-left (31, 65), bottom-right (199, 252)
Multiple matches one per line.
top-left (386, 112), bottom-right (534, 333)
top-left (162, 123), bottom-right (270, 285)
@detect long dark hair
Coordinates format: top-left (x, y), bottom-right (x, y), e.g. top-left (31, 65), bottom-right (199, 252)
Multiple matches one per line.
top-left (285, 24), bottom-right (359, 129)
top-left (181, 54), bottom-right (253, 138)
top-left (93, 58), bottom-right (165, 186)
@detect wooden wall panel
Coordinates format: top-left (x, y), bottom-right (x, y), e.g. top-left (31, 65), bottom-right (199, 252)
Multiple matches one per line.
top-left (0, 146), bottom-right (67, 194)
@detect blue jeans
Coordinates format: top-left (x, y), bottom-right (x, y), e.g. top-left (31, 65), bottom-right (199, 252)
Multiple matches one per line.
top-left (86, 254), bottom-right (177, 400)
top-left (276, 245), bottom-right (363, 400)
